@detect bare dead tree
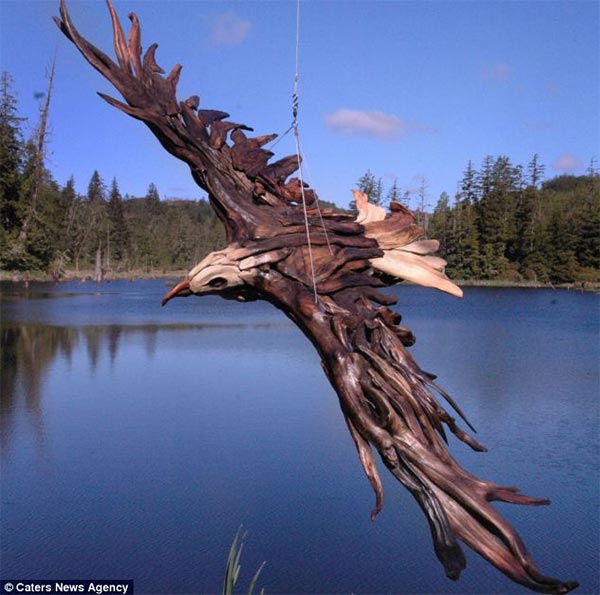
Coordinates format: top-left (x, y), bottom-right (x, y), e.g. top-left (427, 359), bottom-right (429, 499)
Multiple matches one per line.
top-left (18, 55), bottom-right (56, 244)
top-left (54, 2), bottom-right (577, 593)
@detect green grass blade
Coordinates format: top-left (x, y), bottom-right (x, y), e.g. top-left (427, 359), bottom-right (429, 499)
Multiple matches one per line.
top-left (223, 527), bottom-right (242, 595)
top-left (222, 527), bottom-right (266, 595)
top-left (247, 561), bottom-right (266, 595)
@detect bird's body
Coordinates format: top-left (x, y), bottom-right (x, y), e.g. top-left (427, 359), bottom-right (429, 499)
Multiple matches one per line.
top-left (55, 2), bottom-right (578, 592)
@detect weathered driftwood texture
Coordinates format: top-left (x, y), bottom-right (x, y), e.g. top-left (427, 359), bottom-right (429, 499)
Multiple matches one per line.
top-left (55, 2), bottom-right (577, 593)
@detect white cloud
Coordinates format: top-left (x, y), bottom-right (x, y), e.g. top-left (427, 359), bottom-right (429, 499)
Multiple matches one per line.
top-left (211, 12), bottom-right (251, 46)
top-left (481, 63), bottom-right (512, 82)
top-left (324, 109), bottom-right (411, 140)
top-left (552, 154), bottom-right (582, 172)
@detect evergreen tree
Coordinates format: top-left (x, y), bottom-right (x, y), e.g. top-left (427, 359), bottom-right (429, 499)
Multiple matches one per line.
top-left (576, 204), bottom-right (600, 272)
top-left (0, 81), bottom-right (229, 277)
top-left (386, 178), bottom-right (401, 205)
top-left (53, 176), bottom-right (78, 276)
top-left (415, 175), bottom-right (429, 228)
top-left (375, 177), bottom-right (384, 207)
top-left (545, 208), bottom-right (578, 284)
top-left (145, 182), bottom-right (161, 217)
top-left (14, 139), bottom-right (63, 270)
top-left (0, 72), bottom-right (26, 260)
top-left (60, 176), bottom-right (77, 245)
top-left (1, 63), bottom-right (64, 271)
top-left (476, 155), bottom-right (495, 198)
top-left (66, 179), bottom-right (90, 273)
top-left (143, 182), bottom-right (163, 269)
top-left (461, 160), bottom-right (478, 205)
top-left (1, 88), bottom-right (596, 288)
top-left (457, 198), bottom-right (480, 278)
top-left (87, 170), bottom-right (106, 203)
top-left (454, 161), bottom-right (481, 277)
top-left (527, 153), bottom-right (545, 189)
top-left (352, 170), bottom-right (383, 209)
top-left (573, 173), bottom-right (600, 273)
top-left (514, 186), bottom-right (538, 275)
top-left (107, 178), bottom-right (129, 265)
top-left (537, 173), bottom-right (600, 282)
top-left (357, 170), bottom-right (377, 200)
top-left (476, 156), bottom-right (519, 278)
top-left (85, 170), bottom-right (108, 281)
top-left (17, 58), bottom-right (56, 253)
top-left (145, 182), bottom-right (160, 202)
top-left (444, 189), bottom-right (479, 279)
top-left (428, 192), bottom-right (450, 254)
top-left (519, 155), bottom-right (546, 276)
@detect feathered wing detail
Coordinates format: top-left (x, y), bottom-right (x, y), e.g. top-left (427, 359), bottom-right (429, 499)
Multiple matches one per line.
top-left (356, 197), bottom-right (463, 297)
top-left (371, 250), bottom-right (463, 298)
top-left (55, 3), bottom-right (577, 593)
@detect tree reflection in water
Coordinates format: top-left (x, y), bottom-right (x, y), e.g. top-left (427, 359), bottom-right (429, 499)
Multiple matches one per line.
top-left (1, 323), bottom-right (165, 456)
top-left (1, 324), bottom-right (77, 456)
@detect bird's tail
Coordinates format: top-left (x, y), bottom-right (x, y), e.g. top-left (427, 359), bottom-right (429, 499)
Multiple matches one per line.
top-left (326, 308), bottom-right (578, 594)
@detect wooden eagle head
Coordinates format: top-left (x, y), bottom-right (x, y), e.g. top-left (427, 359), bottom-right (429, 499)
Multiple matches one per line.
top-left (54, 2), bottom-right (578, 593)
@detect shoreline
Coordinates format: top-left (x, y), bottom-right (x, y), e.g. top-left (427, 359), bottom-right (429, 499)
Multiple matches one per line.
top-left (0, 269), bottom-right (188, 282)
top-left (1, 269), bottom-right (597, 292)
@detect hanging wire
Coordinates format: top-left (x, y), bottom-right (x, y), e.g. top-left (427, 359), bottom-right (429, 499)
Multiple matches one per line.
top-left (267, 0), bottom-right (335, 302)
top-left (290, 0), bottom-right (319, 303)
top-left (295, 133), bottom-right (333, 256)
top-left (294, 127), bottom-right (319, 304)
top-left (293, 0), bottom-right (301, 123)
top-left (269, 1), bottom-right (301, 150)
top-left (289, 0), bottom-right (338, 304)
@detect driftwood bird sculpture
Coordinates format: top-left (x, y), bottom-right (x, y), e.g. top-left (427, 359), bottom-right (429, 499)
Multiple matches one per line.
top-left (55, 2), bottom-right (577, 593)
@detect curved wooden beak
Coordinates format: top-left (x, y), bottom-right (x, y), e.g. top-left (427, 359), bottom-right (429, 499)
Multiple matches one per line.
top-left (161, 279), bottom-right (192, 306)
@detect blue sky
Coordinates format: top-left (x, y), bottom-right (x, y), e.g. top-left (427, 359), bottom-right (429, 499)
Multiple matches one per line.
top-left (1, 0), bottom-right (598, 210)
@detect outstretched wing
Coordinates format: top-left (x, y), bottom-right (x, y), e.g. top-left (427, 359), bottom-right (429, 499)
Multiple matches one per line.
top-left (55, 3), bottom-right (578, 593)
top-left (54, 0), bottom-right (342, 245)
top-left (53, 0), bottom-right (460, 300)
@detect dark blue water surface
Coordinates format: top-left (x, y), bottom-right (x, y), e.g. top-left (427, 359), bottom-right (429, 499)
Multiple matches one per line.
top-left (1, 280), bottom-right (598, 594)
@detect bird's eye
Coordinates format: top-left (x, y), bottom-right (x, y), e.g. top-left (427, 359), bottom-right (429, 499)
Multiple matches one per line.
top-left (208, 277), bottom-right (227, 288)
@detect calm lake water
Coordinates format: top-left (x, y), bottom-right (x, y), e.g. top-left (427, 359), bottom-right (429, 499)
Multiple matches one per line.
top-left (1, 280), bottom-right (598, 595)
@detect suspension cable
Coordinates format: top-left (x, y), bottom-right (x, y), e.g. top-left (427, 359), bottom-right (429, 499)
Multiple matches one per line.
top-left (290, 0), bottom-right (319, 303)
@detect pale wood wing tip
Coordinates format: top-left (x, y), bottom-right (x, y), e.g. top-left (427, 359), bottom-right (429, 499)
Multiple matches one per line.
top-left (371, 252), bottom-right (464, 298)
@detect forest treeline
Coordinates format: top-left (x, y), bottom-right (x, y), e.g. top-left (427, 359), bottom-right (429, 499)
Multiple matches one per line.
top-left (427, 158), bottom-right (599, 284)
top-left (0, 71), bottom-right (226, 279)
top-left (1, 71), bottom-right (598, 284)
top-left (356, 158), bottom-right (599, 284)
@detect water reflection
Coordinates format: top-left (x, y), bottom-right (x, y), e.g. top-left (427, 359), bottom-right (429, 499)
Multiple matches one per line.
top-left (0, 324), bottom-right (72, 456)
top-left (1, 283), bottom-right (598, 594)
top-left (0, 321), bottom-right (282, 457)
